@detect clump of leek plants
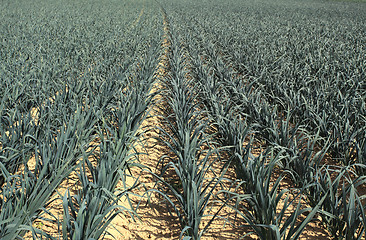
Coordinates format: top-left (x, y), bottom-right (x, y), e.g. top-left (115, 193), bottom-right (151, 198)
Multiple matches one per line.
top-left (148, 24), bottom-right (227, 239)
top-left (306, 166), bottom-right (366, 239)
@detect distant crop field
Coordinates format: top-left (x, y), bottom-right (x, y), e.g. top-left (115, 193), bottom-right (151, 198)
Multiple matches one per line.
top-left (0, 0), bottom-right (365, 239)
top-left (327, 0), bottom-right (366, 2)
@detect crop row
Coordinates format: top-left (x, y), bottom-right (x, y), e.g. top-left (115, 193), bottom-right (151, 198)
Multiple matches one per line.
top-left (156, 0), bottom-right (366, 238)
top-left (0, 0), bottom-right (163, 239)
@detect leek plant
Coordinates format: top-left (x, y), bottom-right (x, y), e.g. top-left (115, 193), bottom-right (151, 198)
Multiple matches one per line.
top-left (0, 1), bottom-right (162, 238)
top-left (150, 20), bottom-right (227, 239)
top-left (0, 107), bottom-right (96, 240)
top-left (220, 150), bottom-right (326, 240)
top-left (306, 166), bottom-right (366, 239)
top-left (172, 19), bottom-right (328, 239)
top-left (59, 24), bottom-right (161, 239)
top-left (163, 0), bottom-right (366, 169)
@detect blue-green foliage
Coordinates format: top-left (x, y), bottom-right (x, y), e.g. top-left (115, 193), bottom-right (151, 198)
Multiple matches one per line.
top-left (0, 0), bottom-right (162, 239)
top-left (1, 0), bottom-right (366, 238)
top-left (157, 0), bottom-right (366, 238)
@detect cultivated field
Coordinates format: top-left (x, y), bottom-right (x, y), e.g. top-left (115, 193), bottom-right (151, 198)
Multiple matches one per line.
top-left (0, 0), bottom-right (365, 239)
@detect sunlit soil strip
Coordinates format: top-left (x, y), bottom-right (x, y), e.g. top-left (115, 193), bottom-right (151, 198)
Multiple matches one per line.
top-left (104, 9), bottom-right (182, 240)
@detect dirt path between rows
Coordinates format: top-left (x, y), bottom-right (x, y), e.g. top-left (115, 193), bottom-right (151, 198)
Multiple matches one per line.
top-left (106, 10), bottom-right (248, 240)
